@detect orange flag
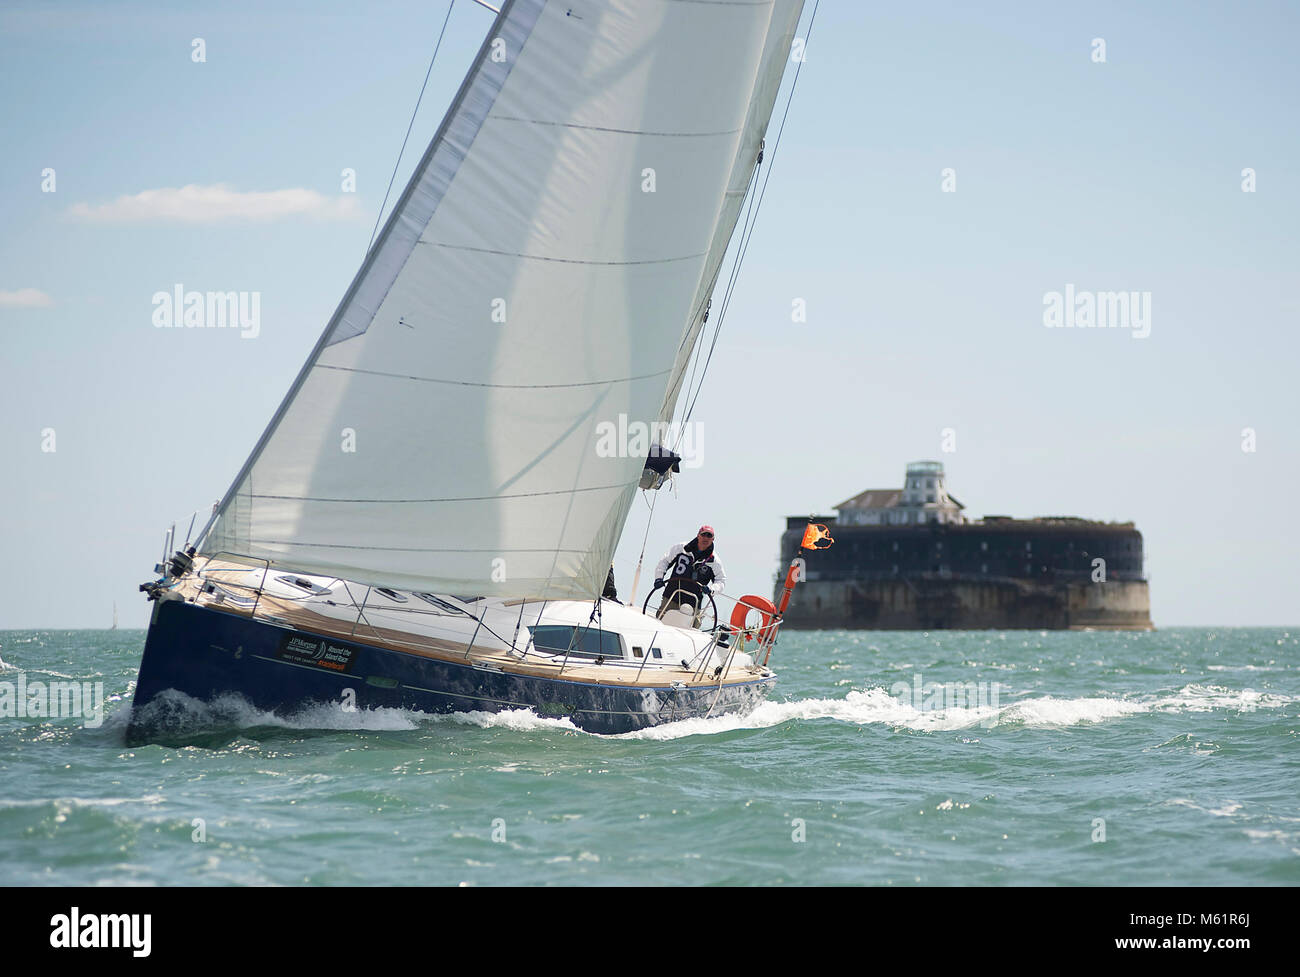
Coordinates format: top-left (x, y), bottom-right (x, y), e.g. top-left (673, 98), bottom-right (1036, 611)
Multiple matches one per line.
top-left (800, 523), bottom-right (834, 550)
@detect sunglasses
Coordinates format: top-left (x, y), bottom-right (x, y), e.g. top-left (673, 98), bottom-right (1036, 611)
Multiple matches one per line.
top-left (699, 532), bottom-right (714, 538)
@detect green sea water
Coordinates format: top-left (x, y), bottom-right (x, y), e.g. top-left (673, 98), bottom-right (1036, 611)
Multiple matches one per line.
top-left (0, 627), bottom-right (1296, 886)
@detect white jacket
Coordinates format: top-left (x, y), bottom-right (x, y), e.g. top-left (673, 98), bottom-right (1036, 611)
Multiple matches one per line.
top-left (654, 541), bottom-right (726, 596)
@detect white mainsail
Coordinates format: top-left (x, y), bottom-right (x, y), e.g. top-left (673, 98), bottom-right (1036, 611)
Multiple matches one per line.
top-left (200, 0), bottom-right (807, 600)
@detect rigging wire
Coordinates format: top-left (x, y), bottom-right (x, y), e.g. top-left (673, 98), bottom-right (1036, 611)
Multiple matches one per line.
top-left (675, 0), bottom-right (821, 431)
top-left (367, 0), bottom-right (457, 253)
top-left (672, 159), bottom-right (762, 443)
top-left (626, 484), bottom-right (661, 606)
top-left (673, 158), bottom-right (762, 441)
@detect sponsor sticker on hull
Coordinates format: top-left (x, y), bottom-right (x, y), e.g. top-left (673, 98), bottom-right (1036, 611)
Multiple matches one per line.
top-left (276, 633), bottom-right (359, 674)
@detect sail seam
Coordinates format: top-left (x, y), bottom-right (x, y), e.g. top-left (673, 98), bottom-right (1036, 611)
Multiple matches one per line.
top-left (312, 363), bottom-right (670, 388)
top-left (247, 483), bottom-right (628, 504)
top-left (662, 0), bottom-right (773, 6)
top-left (242, 542), bottom-right (591, 553)
top-left (487, 115), bottom-right (742, 138)
top-left (419, 241), bottom-right (706, 266)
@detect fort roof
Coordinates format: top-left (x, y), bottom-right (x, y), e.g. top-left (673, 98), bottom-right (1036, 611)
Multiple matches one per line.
top-left (836, 488), bottom-right (900, 510)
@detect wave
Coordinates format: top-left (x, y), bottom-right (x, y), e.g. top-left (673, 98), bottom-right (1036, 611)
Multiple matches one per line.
top-left (117, 681), bottom-right (1294, 745)
top-left (1166, 797), bottom-right (1244, 818)
top-left (614, 689), bottom-right (1137, 740)
top-left (440, 708), bottom-right (581, 734)
top-left (1146, 684), bottom-right (1292, 713)
top-left (614, 683), bottom-right (1294, 741)
top-left (0, 794), bottom-right (166, 810)
top-left (119, 689), bottom-right (426, 738)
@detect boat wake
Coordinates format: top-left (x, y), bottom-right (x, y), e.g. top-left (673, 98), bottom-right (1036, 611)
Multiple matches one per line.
top-left (613, 683), bottom-right (1296, 741)
top-left (115, 683), bottom-right (1293, 745)
top-left (117, 690), bottom-right (425, 744)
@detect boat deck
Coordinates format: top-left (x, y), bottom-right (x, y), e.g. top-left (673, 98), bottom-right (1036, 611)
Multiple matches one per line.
top-left (173, 563), bottom-right (767, 690)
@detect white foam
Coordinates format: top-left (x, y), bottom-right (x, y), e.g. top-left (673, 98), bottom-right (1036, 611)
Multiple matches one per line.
top-left (122, 679), bottom-right (1296, 743)
top-left (616, 688), bottom-right (1002, 740)
top-left (1147, 684), bottom-right (1291, 713)
top-left (614, 682), bottom-right (1297, 741)
top-left (439, 708), bottom-right (581, 734)
top-left (1167, 798), bottom-right (1245, 818)
top-left (0, 794), bottom-right (166, 810)
top-left (129, 690), bottom-right (423, 733)
top-left (1000, 695), bottom-right (1147, 726)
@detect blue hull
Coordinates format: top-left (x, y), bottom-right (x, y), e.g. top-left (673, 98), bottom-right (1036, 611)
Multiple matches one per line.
top-left (127, 599), bottom-right (775, 743)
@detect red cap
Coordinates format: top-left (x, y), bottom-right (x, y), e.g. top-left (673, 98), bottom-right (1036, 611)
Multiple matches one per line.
top-left (698, 525), bottom-right (715, 536)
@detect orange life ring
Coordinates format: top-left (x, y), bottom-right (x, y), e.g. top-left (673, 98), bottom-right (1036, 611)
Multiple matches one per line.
top-left (730, 595), bottom-right (778, 642)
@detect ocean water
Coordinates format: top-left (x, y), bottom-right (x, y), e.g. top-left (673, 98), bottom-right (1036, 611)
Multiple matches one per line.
top-left (0, 627), bottom-right (1296, 886)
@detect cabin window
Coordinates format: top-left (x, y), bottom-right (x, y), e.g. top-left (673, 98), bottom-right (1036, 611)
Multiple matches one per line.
top-left (530, 626), bottom-right (625, 659)
top-left (375, 588), bottom-right (407, 602)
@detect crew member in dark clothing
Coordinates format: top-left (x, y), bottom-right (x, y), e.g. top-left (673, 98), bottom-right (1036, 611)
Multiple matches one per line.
top-left (653, 525), bottom-right (726, 627)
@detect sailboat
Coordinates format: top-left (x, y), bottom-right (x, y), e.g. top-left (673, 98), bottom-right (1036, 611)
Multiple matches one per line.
top-left (112, 602), bottom-right (118, 631)
top-left (128, 0), bottom-right (827, 740)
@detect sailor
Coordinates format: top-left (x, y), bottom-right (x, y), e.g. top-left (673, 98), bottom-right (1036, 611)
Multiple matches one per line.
top-left (602, 564), bottom-right (619, 601)
top-left (653, 525), bottom-right (726, 626)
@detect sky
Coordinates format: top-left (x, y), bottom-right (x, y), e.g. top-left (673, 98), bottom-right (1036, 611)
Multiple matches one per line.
top-left (1, 0), bottom-right (1297, 628)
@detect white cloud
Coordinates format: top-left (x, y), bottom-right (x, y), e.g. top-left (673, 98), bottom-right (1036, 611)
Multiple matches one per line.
top-left (0, 288), bottom-right (53, 308)
top-left (68, 184), bottom-right (363, 223)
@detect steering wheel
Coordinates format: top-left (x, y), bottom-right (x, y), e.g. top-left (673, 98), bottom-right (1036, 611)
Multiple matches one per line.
top-left (642, 579), bottom-right (718, 633)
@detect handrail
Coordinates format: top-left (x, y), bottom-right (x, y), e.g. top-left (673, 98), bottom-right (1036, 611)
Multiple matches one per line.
top-left (186, 561), bottom-right (758, 681)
